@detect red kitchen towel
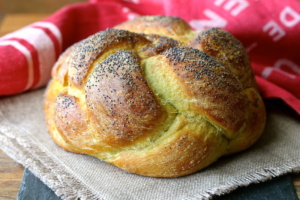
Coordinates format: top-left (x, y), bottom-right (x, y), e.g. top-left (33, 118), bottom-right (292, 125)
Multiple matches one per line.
top-left (0, 0), bottom-right (299, 115)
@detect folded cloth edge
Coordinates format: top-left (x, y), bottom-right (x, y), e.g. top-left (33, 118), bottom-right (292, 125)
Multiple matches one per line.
top-left (0, 113), bottom-right (100, 199)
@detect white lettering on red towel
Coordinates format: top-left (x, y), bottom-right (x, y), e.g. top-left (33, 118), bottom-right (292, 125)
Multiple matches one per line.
top-left (214, 0), bottom-right (249, 16)
top-left (190, 9), bottom-right (227, 30)
top-left (122, 7), bottom-right (140, 20)
top-left (280, 6), bottom-right (300, 27)
top-left (262, 59), bottom-right (300, 80)
top-left (263, 21), bottom-right (286, 42)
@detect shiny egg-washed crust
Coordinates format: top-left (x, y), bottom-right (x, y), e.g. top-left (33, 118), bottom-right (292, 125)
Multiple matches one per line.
top-left (44, 16), bottom-right (266, 177)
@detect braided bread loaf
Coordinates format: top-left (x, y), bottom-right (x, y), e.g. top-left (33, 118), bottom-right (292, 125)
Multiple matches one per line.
top-left (44, 16), bottom-right (266, 177)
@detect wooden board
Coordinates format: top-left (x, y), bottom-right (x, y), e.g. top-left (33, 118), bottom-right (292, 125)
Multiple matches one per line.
top-left (0, 150), bottom-right (24, 200)
top-left (0, 14), bottom-right (50, 36)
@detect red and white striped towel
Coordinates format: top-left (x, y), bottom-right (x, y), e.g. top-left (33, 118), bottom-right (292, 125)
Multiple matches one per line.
top-left (1, 0), bottom-right (299, 115)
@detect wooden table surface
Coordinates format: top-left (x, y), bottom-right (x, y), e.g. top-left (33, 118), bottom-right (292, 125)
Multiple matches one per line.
top-left (0, 13), bottom-right (300, 200)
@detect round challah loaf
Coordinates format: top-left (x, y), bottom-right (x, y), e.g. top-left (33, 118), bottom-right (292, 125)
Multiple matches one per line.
top-left (44, 16), bottom-right (266, 177)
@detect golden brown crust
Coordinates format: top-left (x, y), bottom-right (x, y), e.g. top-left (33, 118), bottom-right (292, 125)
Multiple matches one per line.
top-left (161, 47), bottom-right (248, 135)
top-left (110, 114), bottom-right (228, 177)
top-left (114, 15), bottom-right (193, 41)
top-left (44, 16), bottom-right (266, 177)
top-left (189, 28), bottom-right (256, 89)
top-left (68, 29), bottom-right (151, 87)
top-left (85, 50), bottom-right (168, 147)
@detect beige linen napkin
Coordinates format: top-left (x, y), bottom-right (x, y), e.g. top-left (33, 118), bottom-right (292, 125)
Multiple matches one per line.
top-left (0, 88), bottom-right (299, 200)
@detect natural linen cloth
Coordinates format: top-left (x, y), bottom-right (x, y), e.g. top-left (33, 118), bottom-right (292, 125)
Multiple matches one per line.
top-left (0, 89), bottom-right (300, 200)
top-left (0, 0), bottom-right (300, 115)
